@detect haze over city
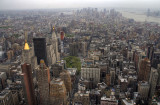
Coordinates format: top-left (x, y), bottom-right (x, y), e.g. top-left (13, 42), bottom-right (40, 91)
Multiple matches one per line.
top-left (1, 0), bottom-right (160, 105)
top-left (0, 0), bottom-right (160, 10)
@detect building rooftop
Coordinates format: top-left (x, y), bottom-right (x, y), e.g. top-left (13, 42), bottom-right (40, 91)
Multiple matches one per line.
top-left (139, 81), bottom-right (149, 86)
top-left (75, 91), bottom-right (90, 97)
top-left (67, 68), bottom-right (77, 75)
top-left (101, 96), bottom-right (118, 102)
top-left (122, 99), bottom-right (135, 105)
top-left (50, 78), bottom-right (63, 85)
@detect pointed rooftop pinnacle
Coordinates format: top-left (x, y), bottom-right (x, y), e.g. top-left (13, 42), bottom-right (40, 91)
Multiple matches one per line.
top-left (24, 40), bottom-right (30, 50)
top-left (40, 59), bottom-right (44, 64)
top-left (40, 59), bottom-right (46, 69)
top-left (51, 26), bottom-right (55, 33)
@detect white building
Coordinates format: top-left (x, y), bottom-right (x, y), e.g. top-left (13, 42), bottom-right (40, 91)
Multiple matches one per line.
top-left (81, 67), bottom-right (100, 84)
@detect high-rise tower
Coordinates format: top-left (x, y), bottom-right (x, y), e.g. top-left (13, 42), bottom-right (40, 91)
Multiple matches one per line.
top-left (22, 40), bottom-right (30, 63)
top-left (33, 38), bottom-right (48, 66)
top-left (21, 63), bottom-right (36, 105)
top-left (138, 58), bottom-right (151, 81)
top-left (35, 60), bottom-right (50, 105)
top-left (147, 44), bottom-right (154, 63)
top-left (51, 27), bottom-right (60, 61)
top-left (60, 31), bottom-right (65, 55)
top-left (157, 64), bottom-right (160, 86)
top-left (149, 68), bottom-right (158, 99)
top-left (22, 41), bottom-right (37, 70)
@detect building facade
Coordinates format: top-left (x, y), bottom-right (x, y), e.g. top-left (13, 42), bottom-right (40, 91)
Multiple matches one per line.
top-left (51, 63), bottom-right (64, 78)
top-left (21, 63), bottom-right (36, 105)
top-left (35, 60), bottom-right (50, 105)
top-left (73, 91), bottom-right (90, 105)
top-left (22, 41), bottom-right (37, 70)
top-left (33, 38), bottom-right (48, 66)
top-left (49, 78), bottom-right (67, 105)
top-left (149, 68), bottom-right (158, 99)
top-left (60, 71), bottom-right (72, 95)
top-left (81, 67), bottom-right (100, 87)
top-left (138, 58), bottom-right (151, 81)
top-left (101, 96), bottom-right (118, 105)
top-left (138, 81), bottom-right (150, 100)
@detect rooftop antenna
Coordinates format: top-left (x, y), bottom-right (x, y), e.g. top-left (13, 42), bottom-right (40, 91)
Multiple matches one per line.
top-left (25, 31), bottom-right (28, 42)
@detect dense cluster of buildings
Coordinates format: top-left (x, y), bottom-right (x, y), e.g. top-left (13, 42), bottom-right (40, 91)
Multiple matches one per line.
top-left (0, 7), bottom-right (160, 105)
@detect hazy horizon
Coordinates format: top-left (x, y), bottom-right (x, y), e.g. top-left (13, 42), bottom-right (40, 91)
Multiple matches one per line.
top-left (0, 0), bottom-right (160, 10)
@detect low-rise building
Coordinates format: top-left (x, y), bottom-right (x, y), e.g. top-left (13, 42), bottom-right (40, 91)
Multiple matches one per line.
top-left (101, 96), bottom-right (118, 105)
top-left (121, 99), bottom-right (135, 105)
top-left (60, 71), bottom-right (72, 94)
top-left (73, 91), bottom-right (90, 105)
top-left (0, 89), bottom-right (14, 105)
top-left (81, 67), bottom-right (100, 88)
top-left (49, 78), bottom-right (68, 105)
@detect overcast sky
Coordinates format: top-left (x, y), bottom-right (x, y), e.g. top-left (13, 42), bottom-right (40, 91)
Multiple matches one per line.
top-left (0, 0), bottom-right (160, 10)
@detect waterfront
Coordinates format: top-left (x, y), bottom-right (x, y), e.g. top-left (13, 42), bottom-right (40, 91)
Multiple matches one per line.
top-left (119, 11), bottom-right (160, 24)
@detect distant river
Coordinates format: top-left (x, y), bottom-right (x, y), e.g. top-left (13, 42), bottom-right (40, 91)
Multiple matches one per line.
top-left (118, 11), bottom-right (160, 25)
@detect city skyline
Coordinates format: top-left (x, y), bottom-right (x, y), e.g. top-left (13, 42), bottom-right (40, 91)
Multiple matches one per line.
top-left (0, 2), bottom-right (160, 105)
top-left (0, 0), bottom-right (160, 10)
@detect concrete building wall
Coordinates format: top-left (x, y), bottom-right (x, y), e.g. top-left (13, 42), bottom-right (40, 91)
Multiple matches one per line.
top-left (138, 81), bottom-right (150, 100)
top-left (81, 68), bottom-right (100, 84)
top-left (49, 78), bottom-right (67, 105)
top-left (36, 62), bottom-right (50, 105)
top-left (149, 68), bottom-right (158, 99)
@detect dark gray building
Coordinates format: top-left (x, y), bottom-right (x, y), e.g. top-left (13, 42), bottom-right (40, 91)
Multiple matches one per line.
top-left (33, 38), bottom-right (48, 66)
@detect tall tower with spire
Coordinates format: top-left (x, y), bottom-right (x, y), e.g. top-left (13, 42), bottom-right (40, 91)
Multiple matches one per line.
top-left (21, 40), bottom-right (38, 105)
top-left (22, 40), bottom-right (30, 63)
top-left (51, 26), bottom-right (60, 61)
top-left (22, 40), bottom-right (37, 70)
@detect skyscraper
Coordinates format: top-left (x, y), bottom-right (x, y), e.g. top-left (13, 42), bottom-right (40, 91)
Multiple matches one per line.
top-left (33, 38), bottom-right (48, 66)
top-left (151, 51), bottom-right (160, 68)
top-left (138, 58), bottom-right (151, 81)
top-left (35, 60), bottom-right (50, 105)
top-left (46, 43), bottom-right (56, 66)
top-left (21, 63), bottom-right (36, 105)
top-left (22, 41), bottom-right (37, 70)
top-left (157, 64), bottom-right (160, 86)
top-left (106, 73), bottom-right (111, 86)
top-left (110, 68), bottom-right (115, 85)
top-left (60, 31), bottom-right (65, 54)
top-left (147, 44), bottom-right (154, 63)
top-left (51, 63), bottom-right (64, 78)
top-left (149, 68), bottom-right (158, 99)
top-left (22, 40), bottom-right (30, 63)
top-left (51, 27), bottom-right (60, 61)
top-left (81, 42), bottom-right (87, 57)
top-left (138, 81), bottom-right (150, 100)
top-left (69, 42), bottom-right (78, 56)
